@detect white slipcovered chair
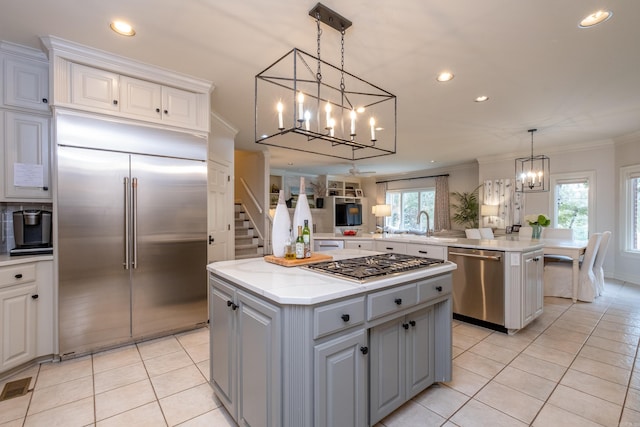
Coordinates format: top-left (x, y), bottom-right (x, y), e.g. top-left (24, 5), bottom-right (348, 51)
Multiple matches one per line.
top-left (592, 231), bottom-right (611, 297)
top-left (518, 226), bottom-right (533, 239)
top-left (542, 227), bottom-right (574, 240)
top-left (465, 228), bottom-right (481, 239)
top-left (544, 232), bottom-right (602, 302)
top-left (479, 228), bottom-right (494, 239)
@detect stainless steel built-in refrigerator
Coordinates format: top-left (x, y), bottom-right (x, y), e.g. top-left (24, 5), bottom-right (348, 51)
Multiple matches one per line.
top-left (56, 113), bottom-right (208, 357)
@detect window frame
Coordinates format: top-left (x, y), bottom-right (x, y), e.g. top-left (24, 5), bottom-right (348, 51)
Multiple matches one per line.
top-left (385, 187), bottom-right (436, 233)
top-left (620, 164), bottom-right (640, 256)
top-left (548, 171), bottom-right (596, 240)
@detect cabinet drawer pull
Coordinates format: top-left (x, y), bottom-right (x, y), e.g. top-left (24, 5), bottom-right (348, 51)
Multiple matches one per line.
top-left (360, 346), bottom-right (368, 355)
top-left (436, 286), bottom-right (443, 292)
top-left (394, 298), bottom-right (402, 305)
top-left (32, 294), bottom-right (39, 299)
top-left (386, 247), bottom-right (394, 250)
top-left (341, 314), bottom-right (350, 322)
top-left (418, 250), bottom-right (428, 254)
top-left (15, 273), bottom-right (23, 279)
top-left (402, 323), bottom-right (409, 330)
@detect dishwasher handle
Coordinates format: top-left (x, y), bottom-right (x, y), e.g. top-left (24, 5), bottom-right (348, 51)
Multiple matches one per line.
top-left (448, 251), bottom-right (502, 261)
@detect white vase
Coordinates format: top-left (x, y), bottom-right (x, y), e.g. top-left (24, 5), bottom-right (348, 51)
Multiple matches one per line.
top-left (272, 190), bottom-right (291, 257)
top-left (292, 177), bottom-right (313, 243)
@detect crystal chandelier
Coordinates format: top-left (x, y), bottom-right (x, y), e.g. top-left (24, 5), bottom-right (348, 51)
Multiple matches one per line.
top-left (515, 128), bottom-right (550, 192)
top-left (255, 3), bottom-right (397, 161)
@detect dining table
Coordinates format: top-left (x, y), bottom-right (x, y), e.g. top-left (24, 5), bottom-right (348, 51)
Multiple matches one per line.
top-left (497, 235), bottom-right (588, 302)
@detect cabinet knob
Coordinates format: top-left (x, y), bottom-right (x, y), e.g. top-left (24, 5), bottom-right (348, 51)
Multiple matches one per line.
top-left (394, 298), bottom-right (402, 305)
top-left (113, 100), bottom-right (118, 105)
top-left (436, 286), bottom-right (443, 292)
top-left (15, 273), bottom-right (23, 279)
top-left (209, 235), bottom-right (215, 244)
top-left (341, 314), bottom-right (350, 322)
top-left (31, 294), bottom-right (39, 299)
top-left (156, 108), bottom-right (161, 113)
top-left (226, 300), bottom-right (238, 310)
top-left (360, 346), bottom-right (368, 355)
top-left (42, 98), bottom-right (48, 104)
top-left (164, 109), bottom-right (169, 114)
top-left (409, 320), bottom-right (416, 327)
top-left (402, 323), bottom-right (409, 330)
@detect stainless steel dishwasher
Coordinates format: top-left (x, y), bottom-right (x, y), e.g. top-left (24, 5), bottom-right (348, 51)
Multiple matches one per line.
top-left (447, 247), bottom-right (506, 331)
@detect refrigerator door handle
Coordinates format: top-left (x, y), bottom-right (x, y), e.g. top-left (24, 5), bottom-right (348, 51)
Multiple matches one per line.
top-left (124, 177), bottom-right (130, 270)
top-left (132, 177), bottom-right (138, 269)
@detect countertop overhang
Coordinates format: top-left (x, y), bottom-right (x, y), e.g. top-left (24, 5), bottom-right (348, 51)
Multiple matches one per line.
top-left (207, 249), bottom-right (457, 305)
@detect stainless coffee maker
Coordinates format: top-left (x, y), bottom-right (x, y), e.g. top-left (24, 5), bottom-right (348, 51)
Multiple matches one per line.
top-left (11, 210), bottom-right (53, 255)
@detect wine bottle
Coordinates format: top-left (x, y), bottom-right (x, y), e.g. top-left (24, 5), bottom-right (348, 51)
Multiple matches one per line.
top-left (271, 190), bottom-right (291, 257)
top-left (284, 229), bottom-right (296, 260)
top-left (303, 219), bottom-right (311, 258)
top-left (295, 225), bottom-right (305, 259)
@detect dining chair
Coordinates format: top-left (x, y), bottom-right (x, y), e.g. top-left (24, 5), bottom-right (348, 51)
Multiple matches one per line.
top-left (541, 227), bottom-right (574, 239)
top-left (518, 226), bottom-right (533, 239)
top-left (544, 232), bottom-right (602, 302)
top-left (465, 228), bottom-right (481, 239)
top-left (479, 228), bottom-right (494, 239)
top-left (592, 231), bottom-right (611, 297)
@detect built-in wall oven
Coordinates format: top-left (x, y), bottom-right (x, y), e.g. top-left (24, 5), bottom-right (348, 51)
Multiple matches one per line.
top-left (447, 247), bottom-right (506, 332)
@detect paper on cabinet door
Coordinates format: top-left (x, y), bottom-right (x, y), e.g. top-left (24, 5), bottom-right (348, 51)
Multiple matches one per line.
top-left (14, 163), bottom-right (44, 187)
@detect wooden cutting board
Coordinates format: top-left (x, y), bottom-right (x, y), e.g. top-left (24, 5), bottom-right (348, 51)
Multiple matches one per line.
top-left (264, 252), bottom-right (333, 267)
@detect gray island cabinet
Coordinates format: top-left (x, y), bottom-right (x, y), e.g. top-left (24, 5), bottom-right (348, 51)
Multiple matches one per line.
top-left (207, 250), bottom-right (456, 427)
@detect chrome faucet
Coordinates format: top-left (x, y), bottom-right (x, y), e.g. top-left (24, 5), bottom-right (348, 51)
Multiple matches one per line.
top-left (417, 210), bottom-right (432, 237)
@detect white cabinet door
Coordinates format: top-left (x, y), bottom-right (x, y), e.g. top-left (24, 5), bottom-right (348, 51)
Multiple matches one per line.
top-left (405, 307), bottom-right (434, 398)
top-left (210, 280), bottom-right (237, 419)
top-left (2, 55), bottom-right (49, 112)
top-left (315, 329), bottom-right (368, 427)
top-left (0, 283), bottom-right (37, 371)
top-left (522, 250), bottom-right (543, 326)
top-left (344, 240), bottom-right (374, 250)
top-left (2, 111), bottom-right (51, 200)
top-left (71, 63), bottom-right (119, 111)
top-left (161, 86), bottom-right (198, 128)
top-left (120, 75), bottom-right (162, 120)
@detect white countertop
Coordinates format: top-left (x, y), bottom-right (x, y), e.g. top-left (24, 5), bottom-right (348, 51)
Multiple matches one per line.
top-left (0, 253), bottom-right (54, 267)
top-left (207, 249), bottom-right (457, 306)
top-left (313, 233), bottom-right (543, 252)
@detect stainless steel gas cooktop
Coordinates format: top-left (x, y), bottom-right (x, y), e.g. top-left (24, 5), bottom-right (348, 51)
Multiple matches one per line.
top-left (302, 253), bottom-right (445, 283)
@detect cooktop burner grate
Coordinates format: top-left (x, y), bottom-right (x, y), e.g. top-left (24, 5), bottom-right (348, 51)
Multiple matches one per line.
top-left (302, 253), bottom-right (445, 283)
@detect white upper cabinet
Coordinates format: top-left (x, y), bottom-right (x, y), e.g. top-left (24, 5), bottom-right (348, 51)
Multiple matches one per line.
top-left (2, 54), bottom-right (50, 112)
top-left (70, 63), bottom-right (120, 111)
top-left (42, 36), bottom-right (212, 132)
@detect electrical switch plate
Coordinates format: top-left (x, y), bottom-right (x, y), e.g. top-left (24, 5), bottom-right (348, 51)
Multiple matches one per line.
top-left (511, 253), bottom-right (520, 266)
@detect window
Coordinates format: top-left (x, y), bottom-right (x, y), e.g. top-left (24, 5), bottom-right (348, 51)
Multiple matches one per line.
top-left (622, 164), bottom-right (640, 253)
top-left (385, 188), bottom-right (435, 232)
top-left (549, 171), bottom-right (595, 240)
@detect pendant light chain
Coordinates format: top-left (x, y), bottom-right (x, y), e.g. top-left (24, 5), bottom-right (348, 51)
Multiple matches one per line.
top-left (340, 27), bottom-right (345, 92)
top-left (316, 12), bottom-right (322, 83)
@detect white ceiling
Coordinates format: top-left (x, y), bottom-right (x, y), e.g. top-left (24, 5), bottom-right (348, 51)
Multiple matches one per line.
top-left (2, 0), bottom-right (639, 177)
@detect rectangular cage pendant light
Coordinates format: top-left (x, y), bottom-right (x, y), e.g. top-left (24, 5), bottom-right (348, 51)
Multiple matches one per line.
top-left (255, 3), bottom-right (397, 161)
top-left (515, 128), bottom-right (550, 192)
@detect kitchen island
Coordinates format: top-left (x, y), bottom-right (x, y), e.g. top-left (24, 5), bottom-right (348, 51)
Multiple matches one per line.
top-left (207, 249), bottom-right (456, 427)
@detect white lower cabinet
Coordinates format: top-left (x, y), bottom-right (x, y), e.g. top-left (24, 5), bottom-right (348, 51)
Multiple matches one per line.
top-left (374, 240), bottom-right (407, 254)
top-left (345, 240), bottom-right (374, 250)
top-left (522, 250), bottom-right (544, 325)
top-left (0, 260), bottom-right (54, 375)
top-left (210, 277), bottom-right (281, 427)
top-left (405, 243), bottom-right (446, 260)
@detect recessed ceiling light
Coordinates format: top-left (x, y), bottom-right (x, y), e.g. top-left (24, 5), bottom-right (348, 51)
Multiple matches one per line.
top-left (110, 20), bottom-right (136, 36)
top-left (579, 10), bottom-right (612, 28)
top-left (436, 72), bottom-right (454, 82)
top-left (475, 95), bottom-right (489, 102)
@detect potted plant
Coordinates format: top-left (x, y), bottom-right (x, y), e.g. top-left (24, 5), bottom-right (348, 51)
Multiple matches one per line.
top-left (524, 214), bottom-right (551, 239)
top-left (310, 180), bottom-right (327, 208)
top-left (450, 186), bottom-right (480, 229)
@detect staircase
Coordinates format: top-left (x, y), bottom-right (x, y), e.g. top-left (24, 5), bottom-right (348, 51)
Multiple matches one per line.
top-left (234, 203), bottom-right (265, 259)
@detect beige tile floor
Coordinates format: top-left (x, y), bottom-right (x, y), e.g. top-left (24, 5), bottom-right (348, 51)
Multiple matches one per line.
top-left (2, 277), bottom-right (640, 426)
